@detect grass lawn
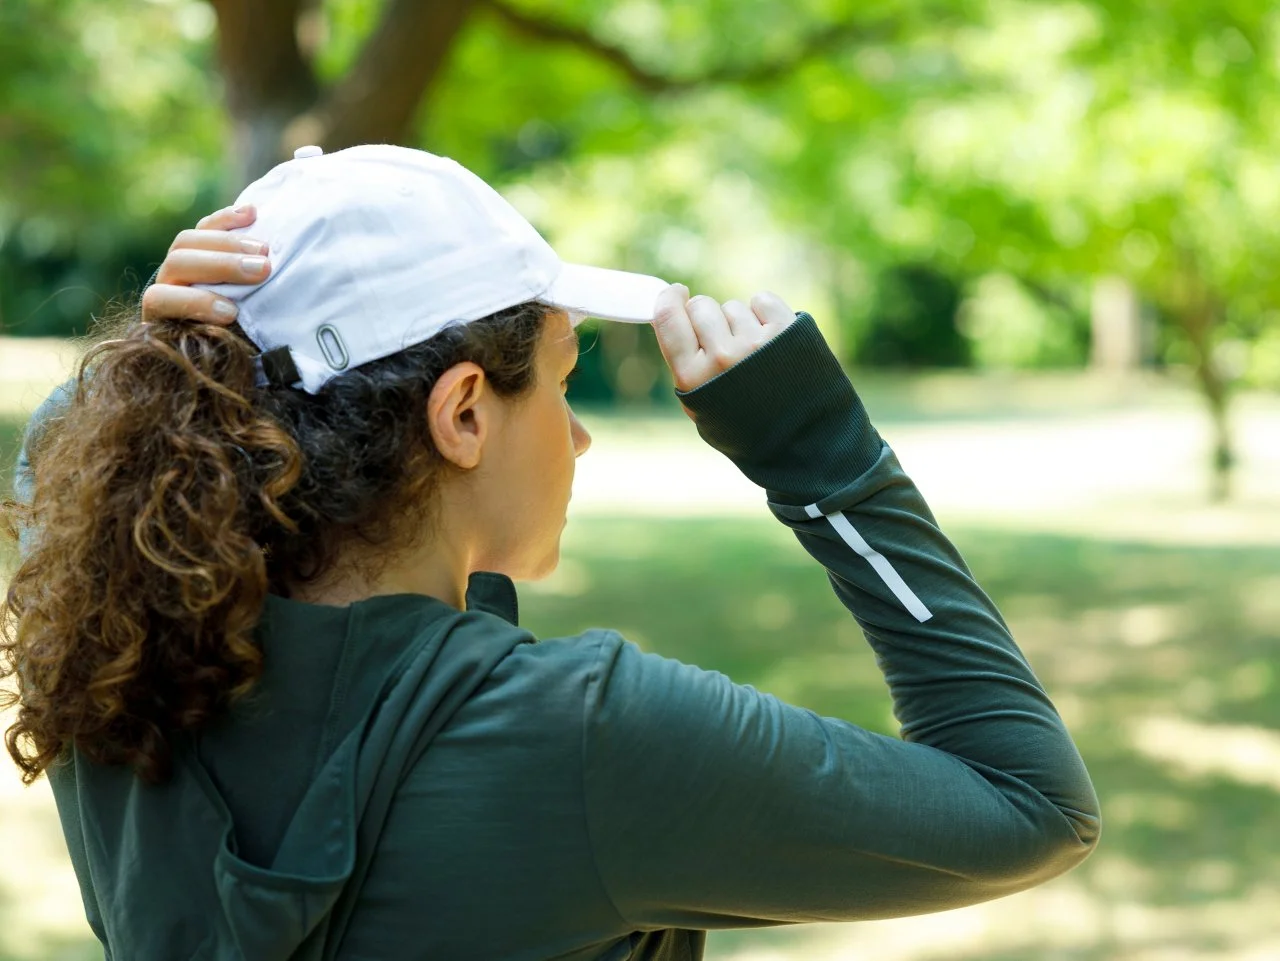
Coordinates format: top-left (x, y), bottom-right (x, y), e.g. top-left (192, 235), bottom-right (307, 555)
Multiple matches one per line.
top-left (1, 354), bottom-right (1278, 960)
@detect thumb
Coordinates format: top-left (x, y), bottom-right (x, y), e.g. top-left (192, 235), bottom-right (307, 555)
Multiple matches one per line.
top-left (650, 284), bottom-right (702, 389)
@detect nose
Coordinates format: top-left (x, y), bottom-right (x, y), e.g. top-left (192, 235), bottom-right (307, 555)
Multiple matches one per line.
top-left (569, 407), bottom-right (592, 458)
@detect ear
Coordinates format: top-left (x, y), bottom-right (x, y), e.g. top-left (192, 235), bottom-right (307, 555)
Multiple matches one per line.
top-left (426, 362), bottom-right (491, 470)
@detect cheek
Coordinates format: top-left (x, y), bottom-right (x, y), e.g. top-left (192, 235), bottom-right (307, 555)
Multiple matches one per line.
top-left (525, 393), bottom-right (575, 480)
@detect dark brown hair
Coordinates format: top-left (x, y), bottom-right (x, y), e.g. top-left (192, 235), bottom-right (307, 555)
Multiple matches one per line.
top-left (1, 302), bottom-right (548, 785)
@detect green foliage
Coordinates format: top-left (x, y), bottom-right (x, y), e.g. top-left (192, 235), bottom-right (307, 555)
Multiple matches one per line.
top-left (0, 415), bottom-right (22, 498)
top-left (960, 273), bottom-right (1089, 369)
top-left (849, 263), bottom-right (970, 368)
top-left (0, 0), bottom-right (223, 335)
top-left (569, 321), bottom-right (674, 406)
top-left (876, 1), bottom-right (1280, 368)
top-left (4, 0), bottom-right (1280, 395)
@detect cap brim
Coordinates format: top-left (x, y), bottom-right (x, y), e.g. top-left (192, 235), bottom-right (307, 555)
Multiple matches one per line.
top-left (540, 262), bottom-right (670, 325)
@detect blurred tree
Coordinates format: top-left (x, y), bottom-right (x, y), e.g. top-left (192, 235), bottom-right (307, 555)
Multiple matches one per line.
top-left (853, 263), bottom-right (969, 368)
top-left (910, 2), bottom-right (1280, 500)
top-left (731, 1), bottom-right (1280, 498)
top-left (0, 0), bottom-right (947, 333)
top-left (3, 0), bottom-right (1279, 502)
top-left (207, 0), bottom-right (893, 184)
top-left (0, 0), bottom-right (224, 334)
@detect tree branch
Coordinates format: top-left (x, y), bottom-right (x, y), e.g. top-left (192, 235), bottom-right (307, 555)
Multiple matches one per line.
top-left (305, 0), bottom-right (480, 152)
top-left (481, 0), bottom-right (883, 93)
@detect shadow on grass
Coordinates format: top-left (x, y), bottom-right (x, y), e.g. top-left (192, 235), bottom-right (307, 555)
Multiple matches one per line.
top-left (0, 939), bottom-right (99, 961)
top-left (525, 515), bottom-right (1280, 960)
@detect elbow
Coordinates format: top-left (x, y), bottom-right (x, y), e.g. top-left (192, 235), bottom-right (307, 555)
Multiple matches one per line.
top-left (1009, 770), bottom-right (1103, 886)
top-left (1056, 783), bottom-right (1103, 864)
top-left (993, 806), bottom-right (1102, 892)
top-left (1048, 808), bottom-right (1102, 874)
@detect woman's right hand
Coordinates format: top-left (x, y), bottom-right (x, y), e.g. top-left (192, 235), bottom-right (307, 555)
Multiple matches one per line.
top-left (140, 205), bottom-right (272, 324)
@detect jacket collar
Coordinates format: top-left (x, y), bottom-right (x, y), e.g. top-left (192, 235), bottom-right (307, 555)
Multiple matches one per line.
top-left (464, 572), bottom-right (520, 625)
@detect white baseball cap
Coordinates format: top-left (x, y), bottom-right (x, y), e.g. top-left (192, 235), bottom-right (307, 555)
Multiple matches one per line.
top-left (199, 143), bottom-right (670, 393)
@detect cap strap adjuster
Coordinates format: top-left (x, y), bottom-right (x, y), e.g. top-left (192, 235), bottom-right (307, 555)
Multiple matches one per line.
top-left (254, 346), bottom-right (301, 389)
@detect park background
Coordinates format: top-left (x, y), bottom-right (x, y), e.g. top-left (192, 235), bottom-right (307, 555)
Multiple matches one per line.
top-left (1, 0), bottom-right (1279, 958)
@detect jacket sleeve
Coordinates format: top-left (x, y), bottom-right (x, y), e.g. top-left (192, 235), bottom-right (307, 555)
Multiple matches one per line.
top-left (579, 314), bottom-right (1099, 929)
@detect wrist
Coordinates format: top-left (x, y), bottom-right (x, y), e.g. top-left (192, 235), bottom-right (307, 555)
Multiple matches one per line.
top-left (676, 313), bottom-right (883, 505)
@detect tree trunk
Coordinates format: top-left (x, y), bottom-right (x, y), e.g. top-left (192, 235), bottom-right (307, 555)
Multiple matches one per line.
top-left (233, 104), bottom-right (320, 190)
top-left (318, 0), bottom-right (476, 151)
top-left (207, 0), bottom-right (479, 189)
top-left (203, 0), bottom-right (871, 189)
top-left (1090, 276), bottom-right (1144, 372)
top-left (208, 0), bottom-right (321, 187)
top-left (1178, 299), bottom-right (1234, 502)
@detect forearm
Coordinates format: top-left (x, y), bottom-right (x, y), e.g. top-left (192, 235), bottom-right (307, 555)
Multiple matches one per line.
top-left (576, 315), bottom-right (1100, 927)
top-left (771, 447), bottom-right (1098, 840)
top-left (679, 315), bottom-right (1099, 843)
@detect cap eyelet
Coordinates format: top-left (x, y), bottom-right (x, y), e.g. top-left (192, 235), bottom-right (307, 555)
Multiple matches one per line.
top-left (316, 325), bottom-right (349, 370)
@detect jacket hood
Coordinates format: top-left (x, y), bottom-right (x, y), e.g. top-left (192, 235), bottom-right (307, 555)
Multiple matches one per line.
top-left (54, 574), bottom-right (527, 961)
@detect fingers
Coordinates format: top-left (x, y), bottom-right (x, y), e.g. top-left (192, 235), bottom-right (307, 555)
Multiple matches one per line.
top-left (169, 228), bottom-right (268, 256)
top-left (142, 204), bottom-right (269, 325)
top-left (685, 295), bottom-right (733, 358)
top-left (143, 246), bottom-right (268, 325)
top-left (652, 285), bottom-right (701, 388)
top-left (750, 290), bottom-right (796, 328)
top-left (155, 247), bottom-right (271, 287)
top-left (650, 286), bottom-right (798, 393)
top-left (141, 284), bottom-right (242, 325)
top-left (721, 299), bottom-right (762, 338)
top-left (195, 204), bottom-right (257, 231)
top-left (162, 209), bottom-right (269, 286)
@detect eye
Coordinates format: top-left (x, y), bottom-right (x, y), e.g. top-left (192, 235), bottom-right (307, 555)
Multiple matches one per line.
top-left (562, 364), bottom-right (580, 391)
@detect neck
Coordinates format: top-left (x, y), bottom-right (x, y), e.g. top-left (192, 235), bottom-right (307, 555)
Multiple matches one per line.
top-left (288, 532), bottom-right (472, 611)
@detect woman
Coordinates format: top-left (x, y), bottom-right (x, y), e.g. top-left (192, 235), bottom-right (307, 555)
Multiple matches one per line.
top-left (4, 145), bottom-right (1099, 961)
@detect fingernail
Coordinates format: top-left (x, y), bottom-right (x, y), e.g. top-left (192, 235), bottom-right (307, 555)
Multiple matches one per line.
top-left (241, 256), bottom-right (268, 274)
top-left (213, 299), bottom-right (239, 319)
top-left (233, 204), bottom-right (254, 215)
top-left (239, 239), bottom-right (267, 255)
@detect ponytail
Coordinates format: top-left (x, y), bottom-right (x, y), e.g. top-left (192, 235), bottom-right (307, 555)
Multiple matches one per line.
top-left (2, 312), bottom-right (300, 784)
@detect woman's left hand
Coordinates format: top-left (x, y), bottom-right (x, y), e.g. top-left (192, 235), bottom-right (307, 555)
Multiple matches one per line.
top-left (141, 205), bottom-right (271, 325)
top-left (651, 284), bottom-right (797, 393)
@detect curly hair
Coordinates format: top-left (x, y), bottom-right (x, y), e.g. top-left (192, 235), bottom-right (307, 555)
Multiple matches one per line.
top-left (1, 301), bottom-right (548, 785)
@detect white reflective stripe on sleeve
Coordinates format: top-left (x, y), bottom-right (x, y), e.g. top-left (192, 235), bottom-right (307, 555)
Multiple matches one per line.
top-left (804, 504), bottom-right (934, 623)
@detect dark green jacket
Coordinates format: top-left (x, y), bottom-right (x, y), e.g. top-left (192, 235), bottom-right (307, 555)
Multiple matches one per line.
top-left (14, 315), bottom-right (1099, 961)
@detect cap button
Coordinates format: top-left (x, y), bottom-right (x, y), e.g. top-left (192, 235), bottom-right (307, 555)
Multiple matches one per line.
top-left (293, 145), bottom-right (324, 160)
